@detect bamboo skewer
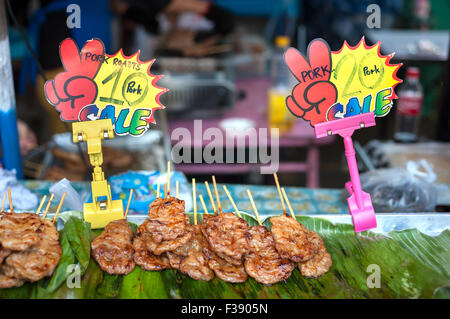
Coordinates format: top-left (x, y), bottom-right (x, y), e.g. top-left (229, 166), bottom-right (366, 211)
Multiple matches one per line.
top-left (167, 161), bottom-right (171, 196)
top-left (176, 181), bottom-right (179, 198)
top-left (273, 173), bottom-right (287, 215)
top-left (53, 192), bottom-right (66, 223)
top-left (223, 185), bottom-right (241, 217)
top-left (204, 181), bottom-right (217, 215)
top-left (36, 195), bottom-right (47, 215)
top-left (1, 193), bottom-right (6, 211)
top-left (7, 188), bottom-right (13, 212)
top-left (42, 193), bottom-right (54, 220)
top-left (156, 183), bottom-right (160, 198)
top-left (192, 178), bottom-right (197, 225)
top-left (125, 189), bottom-right (133, 219)
top-left (199, 194), bottom-right (209, 215)
top-left (211, 176), bottom-right (222, 214)
top-left (247, 189), bottom-right (262, 226)
top-left (281, 187), bottom-right (296, 219)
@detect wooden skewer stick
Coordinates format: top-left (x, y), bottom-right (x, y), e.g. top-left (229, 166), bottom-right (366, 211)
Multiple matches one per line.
top-left (125, 189), bottom-right (133, 219)
top-left (7, 188), bottom-right (13, 212)
top-left (36, 195), bottom-right (47, 215)
top-left (223, 185), bottom-right (241, 217)
top-left (273, 173), bottom-right (287, 215)
top-left (156, 183), bottom-right (160, 198)
top-left (53, 192), bottom-right (66, 223)
top-left (164, 184), bottom-right (167, 198)
top-left (199, 194), bottom-right (209, 215)
top-left (1, 193), bottom-right (6, 211)
top-left (42, 193), bottom-right (54, 220)
top-left (247, 189), bottom-right (262, 226)
top-left (211, 176), bottom-right (222, 214)
top-left (281, 187), bottom-right (296, 219)
top-left (204, 181), bottom-right (217, 215)
top-left (167, 161), bottom-right (171, 196)
top-left (192, 178), bottom-right (197, 225)
top-left (176, 181), bottom-right (179, 198)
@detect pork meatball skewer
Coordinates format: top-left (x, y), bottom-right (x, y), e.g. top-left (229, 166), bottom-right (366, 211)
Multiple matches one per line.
top-left (166, 179), bottom-right (214, 281)
top-left (1, 194), bottom-right (65, 287)
top-left (134, 168), bottom-right (191, 271)
top-left (200, 179), bottom-right (248, 283)
top-left (92, 190), bottom-right (136, 275)
top-left (281, 188), bottom-right (332, 277)
top-left (245, 190), bottom-right (295, 285)
top-left (269, 174), bottom-right (315, 263)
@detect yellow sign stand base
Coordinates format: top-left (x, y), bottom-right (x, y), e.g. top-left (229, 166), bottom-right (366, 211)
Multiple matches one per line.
top-left (72, 118), bottom-right (124, 229)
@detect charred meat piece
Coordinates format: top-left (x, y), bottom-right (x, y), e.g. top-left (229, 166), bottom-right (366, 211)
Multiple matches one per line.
top-left (270, 214), bottom-right (315, 263)
top-left (138, 197), bottom-right (192, 255)
top-left (0, 244), bottom-right (11, 264)
top-left (0, 212), bottom-right (42, 251)
top-left (146, 197), bottom-right (189, 242)
top-left (0, 272), bottom-right (24, 289)
top-left (299, 230), bottom-right (332, 277)
top-left (206, 251), bottom-right (248, 283)
top-left (244, 225), bottom-right (295, 285)
top-left (133, 233), bottom-right (170, 271)
top-left (167, 225), bottom-right (214, 281)
top-left (201, 213), bottom-right (249, 265)
top-left (306, 230), bottom-right (324, 253)
top-left (4, 220), bottom-right (62, 282)
top-left (299, 245), bottom-right (332, 278)
top-left (142, 222), bottom-right (192, 255)
top-left (92, 219), bottom-right (135, 275)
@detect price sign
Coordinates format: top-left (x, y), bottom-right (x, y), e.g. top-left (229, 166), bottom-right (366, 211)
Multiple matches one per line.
top-left (44, 38), bottom-right (167, 136)
top-left (285, 37), bottom-right (402, 127)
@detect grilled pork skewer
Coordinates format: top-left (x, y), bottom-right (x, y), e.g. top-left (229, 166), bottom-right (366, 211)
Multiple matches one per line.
top-left (281, 188), bottom-right (332, 277)
top-left (201, 213), bottom-right (249, 266)
top-left (167, 224), bottom-right (214, 281)
top-left (133, 232), bottom-right (170, 271)
top-left (91, 219), bottom-right (135, 275)
top-left (244, 190), bottom-right (295, 285)
top-left (165, 181), bottom-right (214, 281)
top-left (139, 197), bottom-right (192, 255)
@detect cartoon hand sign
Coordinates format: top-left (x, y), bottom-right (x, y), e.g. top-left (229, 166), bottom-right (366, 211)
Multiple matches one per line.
top-left (44, 38), bottom-right (105, 121)
top-left (284, 39), bottom-right (337, 126)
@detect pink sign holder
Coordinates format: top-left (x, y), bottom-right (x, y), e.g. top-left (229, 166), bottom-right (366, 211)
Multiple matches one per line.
top-left (314, 112), bottom-right (377, 232)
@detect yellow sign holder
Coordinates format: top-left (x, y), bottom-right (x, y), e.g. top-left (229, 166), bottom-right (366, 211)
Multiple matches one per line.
top-left (72, 118), bottom-right (124, 229)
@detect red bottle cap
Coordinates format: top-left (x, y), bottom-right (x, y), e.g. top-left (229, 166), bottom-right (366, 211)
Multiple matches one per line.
top-left (406, 67), bottom-right (420, 79)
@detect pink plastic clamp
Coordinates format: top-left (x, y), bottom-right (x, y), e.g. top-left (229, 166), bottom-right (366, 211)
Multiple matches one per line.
top-left (314, 112), bottom-right (377, 232)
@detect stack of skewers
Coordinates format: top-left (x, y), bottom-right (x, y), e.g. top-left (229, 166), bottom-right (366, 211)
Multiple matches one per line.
top-left (0, 189), bottom-right (66, 288)
top-left (91, 164), bottom-right (332, 285)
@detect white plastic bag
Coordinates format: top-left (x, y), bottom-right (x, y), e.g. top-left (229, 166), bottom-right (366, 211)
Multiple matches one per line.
top-left (360, 160), bottom-right (438, 212)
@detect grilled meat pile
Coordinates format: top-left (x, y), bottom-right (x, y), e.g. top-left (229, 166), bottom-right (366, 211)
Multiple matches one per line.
top-left (139, 197), bottom-right (192, 255)
top-left (244, 225), bottom-right (295, 285)
top-left (270, 214), bottom-right (315, 263)
top-left (133, 197), bottom-right (192, 272)
top-left (299, 230), bottom-right (333, 278)
top-left (167, 225), bottom-right (214, 281)
top-left (0, 213), bottom-right (62, 288)
top-left (91, 219), bottom-right (135, 275)
top-left (271, 215), bottom-right (332, 278)
top-left (200, 213), bottom-right (249, 283)
top-left (91, 200), bottom-right (332, 283)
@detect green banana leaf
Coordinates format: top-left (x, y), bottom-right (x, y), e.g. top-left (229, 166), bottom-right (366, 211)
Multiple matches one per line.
top-left (0, 212), bottom-right (449, 299)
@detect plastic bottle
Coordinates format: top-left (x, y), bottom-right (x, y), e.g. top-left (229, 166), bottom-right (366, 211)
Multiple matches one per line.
top-left (394, 67), bottom-right (423, 143)
top-left (268, 36), bottom-right (295, 133)
top-left (413, 0), bottom-right (431, 29)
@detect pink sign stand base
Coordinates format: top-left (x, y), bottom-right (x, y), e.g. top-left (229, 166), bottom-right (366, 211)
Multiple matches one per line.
top-left (314, 112), bottom-right (377, 232)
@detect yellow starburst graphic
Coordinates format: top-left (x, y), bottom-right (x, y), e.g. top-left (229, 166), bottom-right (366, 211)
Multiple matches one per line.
top-left (92, 49), bottom-right (167, 135)
top-left (328, 37), bottom-right (402, 119)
